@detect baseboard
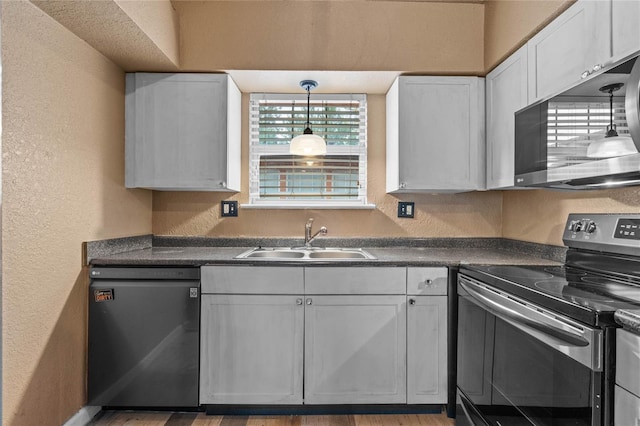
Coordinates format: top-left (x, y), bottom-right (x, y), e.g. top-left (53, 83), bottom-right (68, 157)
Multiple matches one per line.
top-left (63, 406), bottom-right (101, 426)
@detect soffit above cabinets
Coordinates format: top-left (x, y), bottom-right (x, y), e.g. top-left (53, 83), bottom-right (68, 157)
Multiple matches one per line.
top-left (226, 70), bottom-right (401, 95)
top-left (32, 0), bottom-right (179, 71)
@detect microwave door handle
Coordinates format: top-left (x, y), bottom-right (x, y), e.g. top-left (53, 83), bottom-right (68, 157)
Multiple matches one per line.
top-left (626, 56), bottom-right (640, 151)
top-left (459, 279), bottom-right (589, 348)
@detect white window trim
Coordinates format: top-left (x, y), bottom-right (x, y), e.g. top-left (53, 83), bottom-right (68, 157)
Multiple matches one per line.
top-left (245, 93), bottom-right (373, 209)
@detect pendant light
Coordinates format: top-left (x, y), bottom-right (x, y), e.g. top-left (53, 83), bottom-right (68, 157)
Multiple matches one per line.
top-left (290, 80), bottom-right (327, 156)
top-left (586, 83), bottom-right (638, 158)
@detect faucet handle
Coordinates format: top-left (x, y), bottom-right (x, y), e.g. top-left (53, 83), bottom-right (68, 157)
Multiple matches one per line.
top-left (306, 218), bottom-right (314, 227)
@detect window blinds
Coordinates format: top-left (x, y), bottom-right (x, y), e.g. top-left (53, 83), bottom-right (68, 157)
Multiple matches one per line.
top-left (249, 94), bottom-right (367, 205)
top-left (547, 101), bottom-right (629, 168)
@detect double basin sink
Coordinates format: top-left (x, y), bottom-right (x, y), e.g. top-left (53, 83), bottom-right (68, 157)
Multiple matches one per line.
top-left (235, 247), bottom-right (376, 261)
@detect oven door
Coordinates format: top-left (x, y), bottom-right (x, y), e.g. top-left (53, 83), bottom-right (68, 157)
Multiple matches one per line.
top-left (457, 274), bottom-right (604, 426)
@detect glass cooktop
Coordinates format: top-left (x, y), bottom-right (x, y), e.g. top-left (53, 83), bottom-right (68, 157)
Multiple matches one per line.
top-left (460, 264), bottom-right (640, 326)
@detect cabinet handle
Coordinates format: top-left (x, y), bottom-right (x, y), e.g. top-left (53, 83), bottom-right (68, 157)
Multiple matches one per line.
top-left (306, 298), bottom-right (312, 305)
top-left (419, 279), bottom-right (433, 288)
top-left (219, 181), bottom-right (226, 188)
top-left (399, 182), bottom-right (407, 189)
top-left (409, 298), bottom-right (416, 305)
top-left (296, 298), bottom-right (303, 305)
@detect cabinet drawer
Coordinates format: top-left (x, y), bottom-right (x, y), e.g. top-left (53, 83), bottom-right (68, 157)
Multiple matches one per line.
top-left (305, 267), bottom-right (406, 294)
top-left (617, 329), bottom-right (640, 397)
top-left (201, 266), bottom-right (303, 294)
top-left (407, 267), bottom-right (447, 295)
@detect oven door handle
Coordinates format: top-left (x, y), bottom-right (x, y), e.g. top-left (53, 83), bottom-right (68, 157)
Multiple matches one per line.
top-left (459, 278), bottom-right (591, 349)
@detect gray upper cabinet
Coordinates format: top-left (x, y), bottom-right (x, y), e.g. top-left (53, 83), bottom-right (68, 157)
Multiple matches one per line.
top-left (527, 0), bottom-right (611, 102)
top-left (125, 73), bottom-right (241, 191)
top-left (386, 76), bottom-right (485, 193)
top-left (485, 45), bottom-right (528, 190)
top-left (612, 0), bottom-right (640, 62)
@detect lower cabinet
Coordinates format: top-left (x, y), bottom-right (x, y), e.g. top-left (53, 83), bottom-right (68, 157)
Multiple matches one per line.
top-left (406, 267), bottom-right (448, 404)
top-left (407, 295), bottom-right (447, 404)
top-left (200, 265), bottom-right (448, 406)
top-left (199, 294), bottom-right (304, 404)
top-left (304, 295), bottom-right (407, 404)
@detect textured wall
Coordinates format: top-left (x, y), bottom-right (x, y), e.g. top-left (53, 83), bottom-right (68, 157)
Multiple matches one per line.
top-left (503, 189), bottom-right (640, 246)
top-left (174, 0), bottom-right (485, 73)
top-left (2, 2), bottom-right (152, 424)
top-left (31, 0), bottom-right (180, 71)
top-left (153, 95), bottom-right (504, 238)
top-left (484, 0), bottom-right (574, 72)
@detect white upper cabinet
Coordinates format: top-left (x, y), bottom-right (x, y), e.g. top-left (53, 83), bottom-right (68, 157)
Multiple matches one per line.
top-left (527, 0), bottom-right (611, 102)
top-left (612, 0), bottom-right (640, 62)
top-left (125, 73), bottom-right (241, 191)
top-left (486, 46), bottom-right (528, 190)
top-left (386, 76), bottom-right (485, 193)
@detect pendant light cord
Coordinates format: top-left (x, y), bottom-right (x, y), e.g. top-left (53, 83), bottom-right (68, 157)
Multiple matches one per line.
top-left (305, 85), bottom-right (311, 130)
top-left (609, 90), bottom-right (614, 132)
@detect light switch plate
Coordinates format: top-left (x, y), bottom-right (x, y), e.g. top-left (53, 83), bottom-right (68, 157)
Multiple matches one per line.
top-left (221, 200), bottom-right (238, 217)
top-left (398, 201), bottom-right (415, 218)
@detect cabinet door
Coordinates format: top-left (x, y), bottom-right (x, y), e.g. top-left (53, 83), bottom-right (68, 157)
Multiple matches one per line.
top-left (407, 296), bottom-right (447, 404)
top-left (125, 73), bottom-right (241, 191)
top-left (388, 76), bottom-right (484, 192)
top-left (304, 295), bottom-right (407, 404)
top-left (612, 0), bottom-right (640, 63)
top-left (527, 0), bottom-right (611, 102)
top-left (200, 294), bottom-right (304, 404)
top-left (486, 46), bottom-right (528, 190)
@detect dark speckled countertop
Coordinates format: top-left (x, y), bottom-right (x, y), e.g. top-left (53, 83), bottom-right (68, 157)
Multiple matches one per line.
top-left (615, 310), bottom-right (640, 334)
top-left (88, 236), bottom-right (564, 267)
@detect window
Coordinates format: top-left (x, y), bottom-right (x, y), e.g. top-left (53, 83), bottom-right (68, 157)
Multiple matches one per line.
top-left (248, 93), bottom-right (368, 208)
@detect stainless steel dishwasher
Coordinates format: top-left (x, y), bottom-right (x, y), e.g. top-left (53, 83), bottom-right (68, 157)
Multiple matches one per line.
top-left (88, 266), bottom-right (200, 408)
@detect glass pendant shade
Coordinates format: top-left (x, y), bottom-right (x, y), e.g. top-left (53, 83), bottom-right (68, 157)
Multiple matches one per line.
top-left (290, 131), bottom-right (327, 155)
top-left (586, 135), bottom-right (637, 158)
top-left (587, 82), bottom-right (639, 158)
top-left (290, 80), bottom-right (326, 156)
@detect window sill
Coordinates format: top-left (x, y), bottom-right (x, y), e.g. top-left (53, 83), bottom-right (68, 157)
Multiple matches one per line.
top-left (241, 202), bottom-right (377, 210)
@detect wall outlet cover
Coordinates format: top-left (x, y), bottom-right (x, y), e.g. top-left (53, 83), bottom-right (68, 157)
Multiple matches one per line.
top-left (398, 201), bottom-right (415, 218)
top-left (221, 200), bottom-right (238, 217)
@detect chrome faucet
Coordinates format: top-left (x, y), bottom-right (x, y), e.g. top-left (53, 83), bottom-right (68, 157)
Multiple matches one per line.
top-left (304, 218), bottom-right (327, 248)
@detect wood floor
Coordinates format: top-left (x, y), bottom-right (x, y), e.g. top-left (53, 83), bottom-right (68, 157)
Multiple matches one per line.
top-left (89, 411), bottom-right (455, 426)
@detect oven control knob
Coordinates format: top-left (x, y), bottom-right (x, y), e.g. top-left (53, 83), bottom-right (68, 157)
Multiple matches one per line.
top-left (570, 221), bottom-right (584, 232)
top-left (586, 221), bottom-right (597, 234)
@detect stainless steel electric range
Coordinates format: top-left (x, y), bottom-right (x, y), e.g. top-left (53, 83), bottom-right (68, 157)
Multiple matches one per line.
top-left (457, 213), bottom-right (640, 426)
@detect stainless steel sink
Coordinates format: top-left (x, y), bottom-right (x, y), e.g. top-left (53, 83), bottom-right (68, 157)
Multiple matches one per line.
top-left (235, 247), bottom-right (376, 261)
top-left (242, 250), bottom-right (305, 259)
top-left (308, 250), bottom-right (370, 259)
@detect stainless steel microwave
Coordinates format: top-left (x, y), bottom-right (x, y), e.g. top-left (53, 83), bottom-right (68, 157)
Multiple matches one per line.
top-left (515, 53), bottom-right (640, 189)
